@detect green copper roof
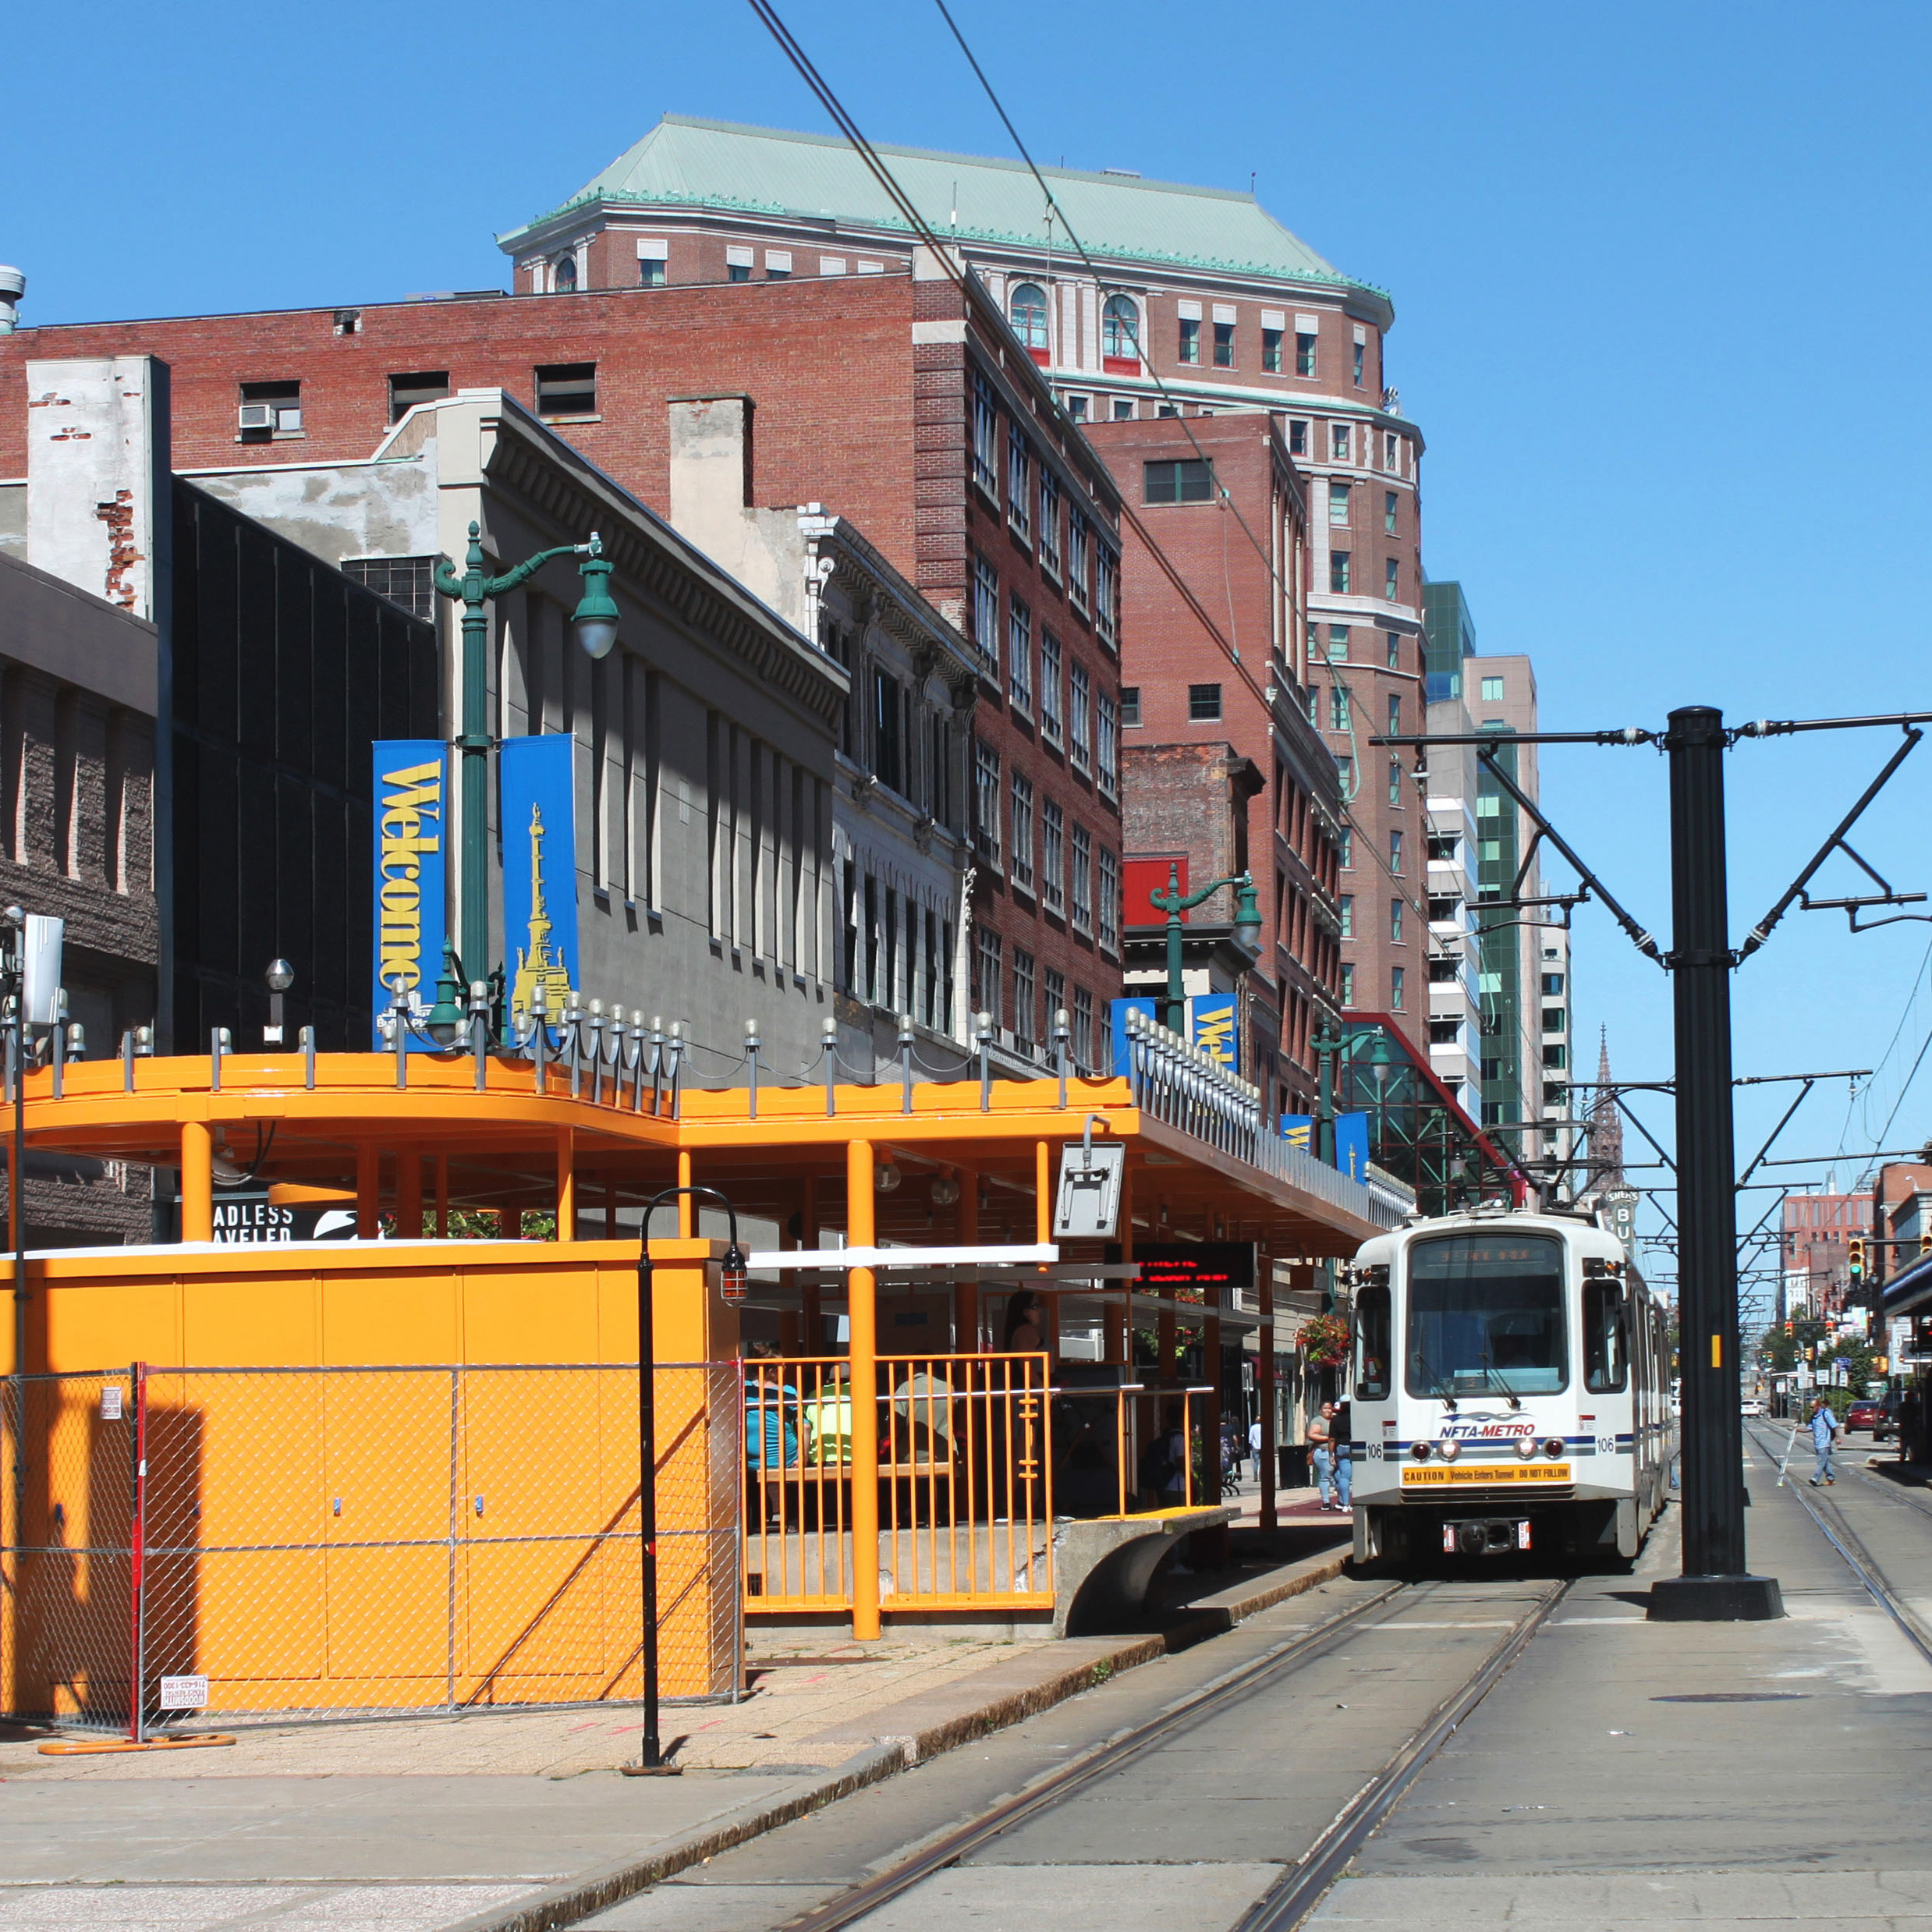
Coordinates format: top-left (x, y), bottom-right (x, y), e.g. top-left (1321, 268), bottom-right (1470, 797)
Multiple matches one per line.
top-left (500, 115), bottom-right (1367, 292)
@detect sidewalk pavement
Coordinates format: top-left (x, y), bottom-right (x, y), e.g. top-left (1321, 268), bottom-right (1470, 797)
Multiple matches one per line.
top-left (0, 1529), bottom-right (1349, 1932)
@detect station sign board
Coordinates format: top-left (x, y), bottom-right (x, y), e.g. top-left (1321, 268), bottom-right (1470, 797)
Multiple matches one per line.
top-left (1126, 1242), bottom-right (1257, 1303)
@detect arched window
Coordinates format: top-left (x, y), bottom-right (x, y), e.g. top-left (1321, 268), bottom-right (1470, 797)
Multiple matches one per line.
top-left (1009, 282), bottom-right (1049, 350)
top-left (1102, 295), bottom-right (1140, 363)
top-left (553, 255), bottom-right (578, 293)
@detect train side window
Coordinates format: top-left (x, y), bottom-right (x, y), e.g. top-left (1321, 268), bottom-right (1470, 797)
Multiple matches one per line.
top-left (1356, 1282), bottom-right (1391, 1399)
top-left (1585, 1282), bottom-right (1629, 1392)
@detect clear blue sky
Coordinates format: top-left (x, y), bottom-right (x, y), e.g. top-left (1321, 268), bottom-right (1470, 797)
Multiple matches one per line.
top-left (9, 0), bottom-right (1930, 1281)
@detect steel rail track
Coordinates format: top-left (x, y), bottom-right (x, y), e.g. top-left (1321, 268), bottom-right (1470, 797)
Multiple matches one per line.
top-left (762, 1572), bottom-right (1570, 1932)
top-left (1748, 1420), bottom-right (1932, 1666)
top-left (1230, 1576), bottom-right (1572, 1931)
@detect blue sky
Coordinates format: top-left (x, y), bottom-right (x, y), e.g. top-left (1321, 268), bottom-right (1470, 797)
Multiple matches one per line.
top-left (9, 0), bottom-right (1929, 1280)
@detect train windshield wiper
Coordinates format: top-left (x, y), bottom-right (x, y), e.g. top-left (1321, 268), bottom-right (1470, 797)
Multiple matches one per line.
top-left (1411, 1353), bottom-right (1457, 1412)
top-left (1481, 1353), bottom-right (1523, 1410)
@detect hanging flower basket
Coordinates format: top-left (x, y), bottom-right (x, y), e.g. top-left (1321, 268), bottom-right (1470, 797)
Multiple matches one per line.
top-left (1297, 1311), bottom-right (1352, 1367)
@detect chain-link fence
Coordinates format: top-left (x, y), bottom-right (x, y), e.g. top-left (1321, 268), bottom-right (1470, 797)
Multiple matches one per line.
top-left (2, 1363), bottom-right (741, 1738)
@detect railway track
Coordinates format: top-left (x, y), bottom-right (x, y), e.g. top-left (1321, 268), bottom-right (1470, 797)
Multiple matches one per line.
top-left (764, 1572), bottom-right (1573, 1932)
top-left (1747, 1420), bottom-right (1932, 1666)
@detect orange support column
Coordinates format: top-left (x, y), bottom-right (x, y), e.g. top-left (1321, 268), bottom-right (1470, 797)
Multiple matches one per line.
top-left (356, 1144), bottom-right (379, 1239)
top-left (180, 1121), bottom-right (214, 1242)
top-left (556, 1128), bottom-right (575, 1240)
top-left (676, 1150), bottom-right (693, 1237)
top-left (846, 1136), bottom-right (881, 1642)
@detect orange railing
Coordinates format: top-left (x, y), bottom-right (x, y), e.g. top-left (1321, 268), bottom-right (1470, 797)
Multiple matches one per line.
top-left (741, 1356), bottom-right (1221, 1615)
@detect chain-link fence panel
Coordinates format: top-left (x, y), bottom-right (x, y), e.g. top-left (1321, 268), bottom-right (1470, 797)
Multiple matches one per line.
top-left (1, 1370), bottom-right (140, 1735)
top-left (4, 1363), bottom-right (739, 1736)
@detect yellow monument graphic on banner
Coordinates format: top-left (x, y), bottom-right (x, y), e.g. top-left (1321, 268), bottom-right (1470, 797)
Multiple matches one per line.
top-left (511, 803), bottom-right (576, 1018)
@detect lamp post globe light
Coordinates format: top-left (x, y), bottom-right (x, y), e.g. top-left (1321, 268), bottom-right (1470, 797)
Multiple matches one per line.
top-left (1147, 860), bottom-right (1262, 1037)
top-left (434, 523), bottom-right (619, 1006)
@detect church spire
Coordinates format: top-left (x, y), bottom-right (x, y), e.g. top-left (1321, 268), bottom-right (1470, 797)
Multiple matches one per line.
top-left (1586, 1026), bottom-right (1626, 1195)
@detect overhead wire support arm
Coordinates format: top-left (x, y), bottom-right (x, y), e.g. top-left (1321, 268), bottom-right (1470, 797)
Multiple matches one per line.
top-left (1735, 725), bottom-right (1924, 960)
top-left (1473, 742), bottom-right (1665, 966)
top-left (1735, 1079), bottom-right (1815, 1191)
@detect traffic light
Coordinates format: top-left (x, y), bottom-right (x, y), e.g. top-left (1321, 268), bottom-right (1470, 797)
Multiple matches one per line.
top-left (1874, 1356), bottom-right (1890, 1374)
top-left (1849, 1235), bottom-right (1866, 1282)
top-left (1921, 1232), bottom-right (1931, 1258)
top-left (1784, 1318), bottom-right (1794, 1335)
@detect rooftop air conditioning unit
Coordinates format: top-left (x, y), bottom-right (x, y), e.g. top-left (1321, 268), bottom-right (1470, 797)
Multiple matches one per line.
top-left (238, 403), bottom-right (275, 432)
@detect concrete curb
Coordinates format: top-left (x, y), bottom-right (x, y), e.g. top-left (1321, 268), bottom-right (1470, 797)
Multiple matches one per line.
top-left (434, 1742), bottom-right (906, 1932)
top-left (434, 1541), bottom-right (1350, 1932)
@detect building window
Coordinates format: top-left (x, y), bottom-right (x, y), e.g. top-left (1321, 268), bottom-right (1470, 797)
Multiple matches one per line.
top-left (1429, 833), bottom-right (1459, 862)
top-left (1336, 755), bottom-right (1353, 792)
top-left (1066, 393), bottom-right (1089, 422)
top-left (1544, 1044), bottom-right (1568, 1069)
top-left (1429, 1019), bottom-right (1459, 1045)
top-left (971, 555), bottom-right (999, 673)
top-left (1387, 632), bottom-right (1401, 670)
top-left (1096, 545), bottom-right (1119, 647)
top-left (1384, 558), bottom-right (1400, 601)
top-left (1112, 398), bottom-right (1136, 420)
top-left (728, 262), bottom-right (752, 283)
top-left (976, 929), bottom-right (1002, 1024)
top-left (387, 370), bottom-right (449, 423)
top-left (1179, 317), bottom-right (1200, 364)
top-left (1073, 986), bottom-right (1094, 1069)
top-left (1330, 685), bottom-right (1349, 731)
top-left (1010, 282), bottom-right (1050, 350)
top-left (1042, 799), bottom-right (1065, 913)
top-left (972, 376), bottom-right (999, 497)
top-left (765, 250), bottom-right (792, 279)
top-left (1097, 693), bottom-right (1119, 793)
top-left (1391, 899), bottom-right (1405, 944)
top-left (638, 257), bottom-right (667, 287)
top-left (1010, 773), bottom-right (1035, 891)
top-left (1387, 694), bottom-right (1402, 736)
top-left (1330, 552), bottom-right (1351, 594)
top-left (1480, 675), bottom-right (1505, 700)
top-left (1339, 826), bottom-right (1353, 868)
top-left (1327, 624), bottom-right (1350, 661)
top-left (1296, 329), bottom-right (1317, 377)
top-left (1352, 339), bottom-right (1365, 386)
top-left (1098, 848), bottom-right (1121, 953)
top-left (974, 740), bottom-right (1001, 867)
top-left (873, 668), bottom-right (905, 793)
top-left (1306, 686), bottom-right (1320, 727)
top-left (1263, 328), bottom-right (1284, 373)
top-left (1189, 682), bottom-right (1222, 721)
top-left (1012, 948), bottom-right (1037, 1051)
top-left (1009, 429), bottom-right (1032, 539)
top-left (1119, 684), bottom-right (1140, 727)
top-left (1428, 956), bottom-right (1458, 983)
top-left (1289, 418), bottom-right (1309, 456)
top-left (553, 255), bottom-right (579, 292)
top-left (1328, 482), bottom-right (1351, 526)
top-left (1068, 510), bottom-right (1090, 610)
top-left (239, 379), bottom-right (302, 440)
top-left (1388, 759), bottom-right (1403, 805)
top-left (1542, 973), bottom-right (1565, 996)
top-left (1102, 295), bottom-right (1140, 364)
top-left (1341, 962), bottom-right (1356, 1005)
top-left (534, 362), bottom-right (597, 417)
top-left (1339, 895), bottom-right (1354, 938)
top-left (1384, 431), bottom-right (1399, 469)
top-left (1544, 1006), bottom-right (1566, 1033)
top-left (1213, 321), bottom-right (1235, 367)
top-left (1389, 829), bottom-right (1403, 873)
top-left (1008, 595), bottom-right (1033, 713)
top-left (1040, 631), bottom-right (1064, 740)
top-left (1331, 423), bottom-right (1352, 462)
top-left (1145, 459), bottom-right (1214, 504)
top-left (1071, 824), bottom-right (1094, 931)
top-left (1039, 470), bottom-right (1062, 574)
top-left (1384, 491), bottom-right (1398, 535)
top-left (1069, 661), bottom-right (1092, 767)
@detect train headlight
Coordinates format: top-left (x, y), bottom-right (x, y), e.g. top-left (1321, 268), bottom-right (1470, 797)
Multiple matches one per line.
top-left (1437, 1439), bottom-right (1461, 1462)
top-left (1411, 1441), bottom-right (1433, 1462)
top-left (1544, 1437), bottom-right (1565, 1459)
top-left (1515, 1437), bottom-right (1538, 1459)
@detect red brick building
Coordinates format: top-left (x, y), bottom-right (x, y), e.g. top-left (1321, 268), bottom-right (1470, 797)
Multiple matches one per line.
top-left (0, 255), bottom-right (1127, 1070)
top-left (1083, 415), bottom-right (1340, 1118)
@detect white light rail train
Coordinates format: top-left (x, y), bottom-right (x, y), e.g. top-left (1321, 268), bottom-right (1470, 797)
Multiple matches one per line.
top-left (1345, 1206), bottom-right (1673, 1565)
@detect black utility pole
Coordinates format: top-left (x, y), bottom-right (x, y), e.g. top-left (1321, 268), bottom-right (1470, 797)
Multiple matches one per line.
top-left (1650, 706), bottom-right (1782, 1620)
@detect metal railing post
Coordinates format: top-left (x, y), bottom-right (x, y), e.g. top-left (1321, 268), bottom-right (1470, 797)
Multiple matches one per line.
top-left (821, 1016), bottom-right (838, 1118)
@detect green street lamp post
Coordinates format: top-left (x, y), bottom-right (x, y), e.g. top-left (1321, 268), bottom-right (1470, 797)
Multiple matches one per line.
top-left (1147, 861), bottom-right (1261, 1037)
top-left (434, 522), bottom-right (620, 1006)
top-left (1310, 1018), bottom-right (1344, 1168)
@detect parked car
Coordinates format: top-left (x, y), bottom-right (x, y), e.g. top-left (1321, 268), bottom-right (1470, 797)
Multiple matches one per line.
top-left (1875, 1396), bottom-right (1901, 1444)
top-left (1740, 1396), bottom-right (1765, 1416)
top-left (1845, 1399), bottom-right (1882, 1431)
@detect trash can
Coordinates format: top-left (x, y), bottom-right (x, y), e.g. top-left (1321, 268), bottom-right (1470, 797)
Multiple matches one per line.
top-left (1279, 1442), bottom-right (1310, 1490)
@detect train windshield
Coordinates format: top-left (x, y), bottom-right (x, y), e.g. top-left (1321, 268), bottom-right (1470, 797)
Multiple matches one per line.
top-left (1406, 1232), bottom-right (1569, 1398)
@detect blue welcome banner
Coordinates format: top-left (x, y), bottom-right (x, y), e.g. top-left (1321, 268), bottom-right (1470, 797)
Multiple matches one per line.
top-left (500, 735), bottom-right (580, 1023)
top-left (370, 741), bottom-right (448, 1048)
top-left (1281, 1113), bottom-right (1313, 1152)
top-left (1335, 1112), bottom-right (1370, 1181)
top-left (1189, 993), bottom-right (1239, 1071)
